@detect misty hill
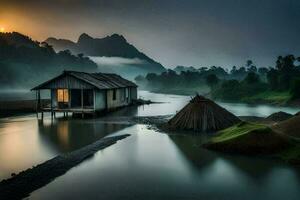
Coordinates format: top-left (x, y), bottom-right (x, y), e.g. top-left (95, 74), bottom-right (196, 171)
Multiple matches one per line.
top-left (0, 32), bottom-right (97, 88)
top-left (45, 33), bottom-right (165, 77)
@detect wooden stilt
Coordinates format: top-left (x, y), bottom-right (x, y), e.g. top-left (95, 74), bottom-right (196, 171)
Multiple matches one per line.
top-left (81, 88), bottom-right (84, 119)
top-left (50, 89), bottom-right (53, 121)
top-left (35, 91), bottom-right (38, 118)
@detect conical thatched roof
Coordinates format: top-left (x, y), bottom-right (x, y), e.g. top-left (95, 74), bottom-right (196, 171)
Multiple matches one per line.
top-left (168, 95), bottom-right (241, 132)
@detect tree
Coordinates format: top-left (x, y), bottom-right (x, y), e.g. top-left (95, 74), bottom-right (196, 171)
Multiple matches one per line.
top-left (258, 67), bottom-right (269, 76)
top-left (246, 60), bottom-right (253, 68)
top-left (290, 78), bottom-right (300, 99)
top-left (77, 53), bottom-right (84, 59)
top-left (205, 74), bottom-right (219, 89)
top-left (267, 68), bottom-right (279, 90)
top-left (244, 72), bottom-right (260, 84)
top-left (275, 55), bottom-right (296, 90)
top-left (146, 73), bottom-right (157, 81)
top-left (230, 66), bottom-right (237, 74)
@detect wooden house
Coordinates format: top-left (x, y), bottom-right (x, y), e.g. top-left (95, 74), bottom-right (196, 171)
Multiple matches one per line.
top-left (32, 71), bottom-right (138, 118)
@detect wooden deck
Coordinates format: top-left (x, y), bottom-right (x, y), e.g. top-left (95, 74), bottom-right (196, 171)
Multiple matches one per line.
top-left (41, 107), bottom-right (95, 114)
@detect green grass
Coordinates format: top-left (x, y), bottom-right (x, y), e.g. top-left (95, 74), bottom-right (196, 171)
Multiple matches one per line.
top-left (242, 91), bottom-right (292, 104)
top-left (206, 121), bottom-right (300, 165)
top-left (212, 122), bottom-right (269, 143)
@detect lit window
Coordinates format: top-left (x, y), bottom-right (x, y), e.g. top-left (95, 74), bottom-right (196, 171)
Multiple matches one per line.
top-left (57, 89), bottom-right (69, 103)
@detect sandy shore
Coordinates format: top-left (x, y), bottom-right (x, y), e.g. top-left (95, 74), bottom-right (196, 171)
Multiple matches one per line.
top-left (0, 134), bottom-right (130, 200)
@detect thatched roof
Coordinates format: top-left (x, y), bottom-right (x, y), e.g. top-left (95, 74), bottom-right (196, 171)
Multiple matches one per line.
top-left (168, 95), bottom-right (240, 132)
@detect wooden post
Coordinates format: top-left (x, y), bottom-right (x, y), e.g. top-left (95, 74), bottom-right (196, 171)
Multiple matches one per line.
top-left (35, 90), bottom-right (38, 118)
top-left (38, 90), bottom-right (41, 120)
top-left (68, 89), bottom-right (71, 109)
top-left (50, 89), bottom-right (53, 121)
top-left (81, 88), bottom-right (84, 119)
top-left (93, 89), bottom-right (96, 111)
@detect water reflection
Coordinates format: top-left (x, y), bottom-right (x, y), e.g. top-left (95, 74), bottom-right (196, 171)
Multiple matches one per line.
top-left (0, 116), bottom-right (130, 180)
top-left (30, 125), bottom-right (300, 200)
top-left (37, 118), bottom-right (130, 153)
top-left (1, 91), bottom-right (300, 198)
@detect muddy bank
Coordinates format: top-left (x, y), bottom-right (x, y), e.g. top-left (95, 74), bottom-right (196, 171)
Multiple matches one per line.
top-left (0, 134), bottom-right (130, 200)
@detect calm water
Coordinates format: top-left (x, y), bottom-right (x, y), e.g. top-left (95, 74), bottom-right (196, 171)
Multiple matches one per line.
top-left (0, 91), bottom-right (300, 200)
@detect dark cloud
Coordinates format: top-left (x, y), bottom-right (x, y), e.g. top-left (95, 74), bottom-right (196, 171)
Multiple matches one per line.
top-left (1, 0), bottom-right (300, 68)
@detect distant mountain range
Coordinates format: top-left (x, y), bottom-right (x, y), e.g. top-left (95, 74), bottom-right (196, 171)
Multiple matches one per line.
top-left (0, 32), bottom-right (97, 88)
top-left (0, 32), bottom-right (166, 88)
top-left (45, 33), bottom-right (165, 77)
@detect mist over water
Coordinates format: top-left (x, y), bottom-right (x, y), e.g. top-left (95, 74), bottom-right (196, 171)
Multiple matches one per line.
top-left (89, 56), bottom-right (147, 66)
top-left (89, 56), bottom-right (156, 79)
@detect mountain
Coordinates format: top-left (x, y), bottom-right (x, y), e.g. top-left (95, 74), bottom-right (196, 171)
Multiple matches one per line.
top-left (45, 33), bottom-right (165, 77)
top-left (44, 37), bottom-right (76, 52)
top-left (0, 32), bottom-right (97, 88)
top-left (0, 32), bottom-right (40, 48)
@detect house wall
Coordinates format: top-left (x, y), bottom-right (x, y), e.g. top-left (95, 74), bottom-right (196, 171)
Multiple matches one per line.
top-left (51, 89), bottom-right (58, 108)
top-left (94, 90), bottom-right (106, 111)
top-left (106, 87), bottom-right (137, 110)
top-left (131, 87), bottom-right (138, 100)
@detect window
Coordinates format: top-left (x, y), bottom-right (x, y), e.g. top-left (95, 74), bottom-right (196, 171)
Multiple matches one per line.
top-left (113, 89), bottom-right (117, 100)
top-left (57, 89), bottom-right (69, 103)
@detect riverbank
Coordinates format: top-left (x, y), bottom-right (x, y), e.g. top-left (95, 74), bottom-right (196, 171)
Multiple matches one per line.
top-left (0, 134), bottom-right (130, 200)
top-left (146, 89), bottom-right (300, 107)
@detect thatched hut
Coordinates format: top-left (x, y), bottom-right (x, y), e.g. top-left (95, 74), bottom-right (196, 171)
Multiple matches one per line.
top-left (168, 95), bottom-right (240, 132)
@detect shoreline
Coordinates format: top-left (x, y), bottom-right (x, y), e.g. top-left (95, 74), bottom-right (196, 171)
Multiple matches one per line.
top-left (0, 134), bottom-right (130, 200)
top-left (146, 90), bottom-right (300, 107)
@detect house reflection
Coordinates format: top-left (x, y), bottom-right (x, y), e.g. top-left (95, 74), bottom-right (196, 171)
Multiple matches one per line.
top-left (37, 118), bottom-right (130, 153)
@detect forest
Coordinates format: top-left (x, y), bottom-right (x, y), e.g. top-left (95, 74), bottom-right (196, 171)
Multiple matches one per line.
top-left (135, 55), bottom-right (300, 105)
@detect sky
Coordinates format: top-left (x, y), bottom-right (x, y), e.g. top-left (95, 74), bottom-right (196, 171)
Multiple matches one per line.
top-left (0, 0), bottom-right (300, 68)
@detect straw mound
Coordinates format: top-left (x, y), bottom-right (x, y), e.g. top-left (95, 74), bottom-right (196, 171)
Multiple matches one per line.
top-left (168, 95), bottom-right (240, 132)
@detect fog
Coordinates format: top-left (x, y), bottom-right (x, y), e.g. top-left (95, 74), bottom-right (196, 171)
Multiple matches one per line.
top-left (90, 56), bottom-right (157, 80)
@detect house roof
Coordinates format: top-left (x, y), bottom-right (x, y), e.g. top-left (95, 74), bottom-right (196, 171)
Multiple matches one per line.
top-left (32, 70), bottom-right (137, 90)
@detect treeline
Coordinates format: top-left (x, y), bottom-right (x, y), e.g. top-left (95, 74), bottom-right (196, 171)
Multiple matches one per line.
top-left (135, 55), bottom-right (300, 102)
top-left (0, 32), bottom-right (97, 88)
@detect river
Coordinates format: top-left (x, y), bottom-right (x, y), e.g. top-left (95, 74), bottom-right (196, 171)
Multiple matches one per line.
top-left (0, 91), bottom-right (300, 200)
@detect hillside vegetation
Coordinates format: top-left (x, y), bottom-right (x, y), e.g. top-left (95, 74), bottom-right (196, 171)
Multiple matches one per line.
top-left (0, 32), bottom-right (97, 88)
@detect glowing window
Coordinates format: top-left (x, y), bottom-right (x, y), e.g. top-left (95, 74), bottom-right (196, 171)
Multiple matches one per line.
top-left (57, 89), bottom-right (69, 103)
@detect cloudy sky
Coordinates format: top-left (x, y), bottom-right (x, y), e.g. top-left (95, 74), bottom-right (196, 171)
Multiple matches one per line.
top-left (0, 0), bottom-right (299, 68)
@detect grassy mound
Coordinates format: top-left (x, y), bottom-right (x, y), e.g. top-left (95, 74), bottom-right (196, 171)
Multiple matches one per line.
top-left (203, 122), bottom-right (291, 155)
top-left (273, 115), bottom-right (300, 138)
